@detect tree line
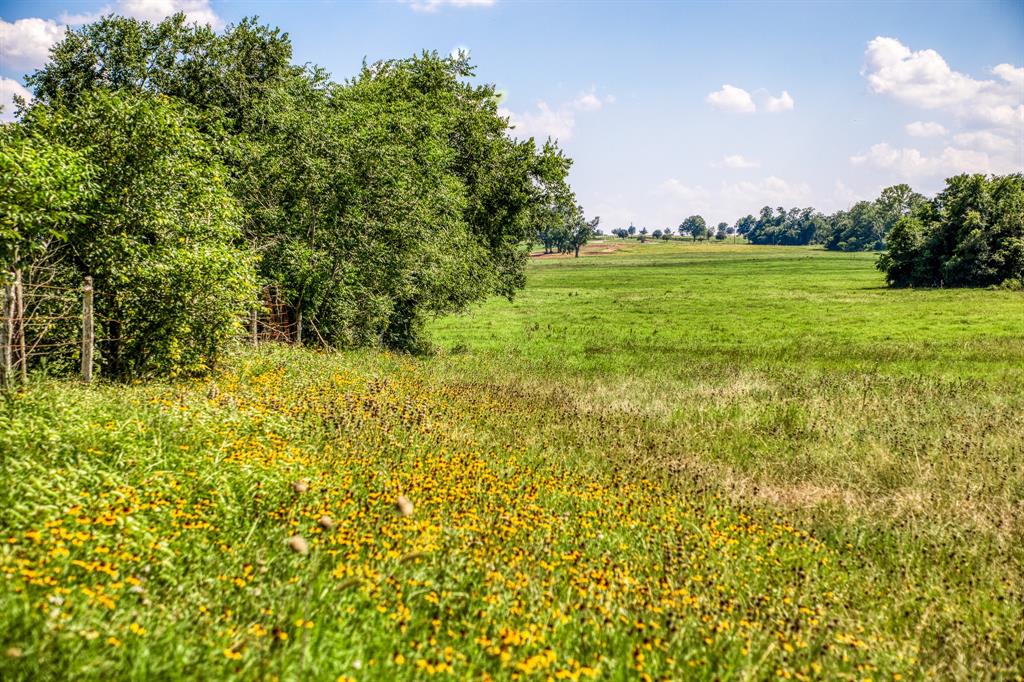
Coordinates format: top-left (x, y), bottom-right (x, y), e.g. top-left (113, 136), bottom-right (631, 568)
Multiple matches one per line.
top-left (0, 13), bottom-right (579, 378)
top-left (608, 177), bottom-right (1022, 288)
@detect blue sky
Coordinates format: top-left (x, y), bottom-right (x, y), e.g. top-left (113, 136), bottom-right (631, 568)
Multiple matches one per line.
top-left (2, 0), bottom-right (1022, 229)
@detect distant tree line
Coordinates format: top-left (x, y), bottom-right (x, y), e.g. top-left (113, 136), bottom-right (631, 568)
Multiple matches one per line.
top-left (607, 174), bottom-right (1022, 288)
top-left (0, 13), bottom-right (577, 377)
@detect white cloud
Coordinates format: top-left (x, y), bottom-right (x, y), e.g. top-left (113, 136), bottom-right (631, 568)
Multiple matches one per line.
top-left (863, 36), bottom-right (1023, 128)
top-left (500, 101), bottom-right (575, 141)
top-left (500, 89), bottom-right (613, 142)
top-left (573, 91), bottom-right (603, 112)
top-left (705, 84), bottom-right (755, 113)
top-left (905, 121), bottom-right (947, 137)
top-left (405, 0), bottom-right (496, 12)
top-left (0, 77), bottom-right (33, 122)
top-left (58, 7), bottom-right (113, 25)
top-left (117, 0), bottom-right (221, 28)
top-left (861, 37), bottom-right (1023, 177)
top-left (994, 63), bottom-right (1024, 86)
top-left (0, 17), bottom-right (64, 69)
top-left (952, 130), bottom-right (1015, 154)
top-left (0, 1), bottom-right (222, 72)
top-left (850, 142), bottom-right (1004, 177)
top-left (713, 154), bottom-right (760, 169)
top-left (765, 90), bottom-right (794, 112)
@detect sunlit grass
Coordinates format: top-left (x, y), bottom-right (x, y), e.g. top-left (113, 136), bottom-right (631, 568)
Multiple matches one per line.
top-left (2, 243), bottom-right (1022, 679)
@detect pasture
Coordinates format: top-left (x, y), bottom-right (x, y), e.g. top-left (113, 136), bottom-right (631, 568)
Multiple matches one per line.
top-left (2, 242), bottom-right (1022, 680)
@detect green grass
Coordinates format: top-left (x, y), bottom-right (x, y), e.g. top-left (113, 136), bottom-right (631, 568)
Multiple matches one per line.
top-left (1, 242), bottom-right (1022, 680)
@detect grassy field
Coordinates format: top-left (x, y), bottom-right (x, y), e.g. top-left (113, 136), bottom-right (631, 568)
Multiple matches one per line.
top-left (2, 241), bottom-right (1022, 680)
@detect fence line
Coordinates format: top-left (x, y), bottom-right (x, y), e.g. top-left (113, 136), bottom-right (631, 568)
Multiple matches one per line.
top-left (1, 271), bottom-right (306, 388)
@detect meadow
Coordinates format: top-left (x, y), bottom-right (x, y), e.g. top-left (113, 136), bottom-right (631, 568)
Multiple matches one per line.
top-left (2, 241), bottom-right (1022, 680)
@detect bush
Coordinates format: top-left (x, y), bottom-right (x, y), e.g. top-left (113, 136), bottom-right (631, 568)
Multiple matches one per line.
top-left (877, 174), bottom-right (1024, 288)
top-left (18, 91), bottom-right (255, 378)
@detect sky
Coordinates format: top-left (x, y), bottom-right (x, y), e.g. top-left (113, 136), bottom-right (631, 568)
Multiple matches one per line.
top-left (2, 0), bottom-right (1022, 229)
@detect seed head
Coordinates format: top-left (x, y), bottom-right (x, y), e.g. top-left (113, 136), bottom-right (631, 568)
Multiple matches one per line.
top-left (395, 495), bottom-right (414, 517)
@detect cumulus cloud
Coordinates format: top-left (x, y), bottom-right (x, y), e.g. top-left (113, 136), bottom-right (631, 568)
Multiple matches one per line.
top-left (1, 77), bottom-right (33, 122)
top-left (952, 130), bottom-right (1015, 154)
top-left (849, 142), bottom-right (1004, 177)
top-left (59, 7), bottom-right (113, 25)
top-left (1, 1), bottom-right (223, 71)
top-left (765, 90), bottom-right (794, 112)
top-left (500, 89), bottom-right (613, 142)
top-left (117, 0), bottom-right (221, 28)
top-left (0, 17), bottom-right (64, 69)
top-left (706, 85), bottom-right (794, 114)
top-left (705, 84), bottom-right (756, 113)
top-left (863, 36), bottom-right (1023, 129)
top-left (713, 154), bottom-right (760, 169)
top-left (404, 0), bottom-right (496, 11)
top-left (905, 121), bottom-right (947, 137)
top-left (860, 36), bottom-right (1023, 177)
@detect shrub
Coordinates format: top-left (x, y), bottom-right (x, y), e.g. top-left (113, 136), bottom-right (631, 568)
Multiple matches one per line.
top-left (877, 174), bottom-right (1024, 288)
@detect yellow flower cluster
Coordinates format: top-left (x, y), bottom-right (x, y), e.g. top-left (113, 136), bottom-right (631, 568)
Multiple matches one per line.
top-left (0, 356), bottom-right (907, 679)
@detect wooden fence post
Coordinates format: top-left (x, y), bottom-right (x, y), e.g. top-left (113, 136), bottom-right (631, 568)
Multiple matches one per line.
top-left (250, 308), bottom-right (258, 345)
top-left (15, 269), bottom-right (26, 383)
top-left (81, 276), bottom-right (93, 383)
top-left (296, 309), bottom-right (303, 346)
top-left (0, 275), bottom-right (12, 389)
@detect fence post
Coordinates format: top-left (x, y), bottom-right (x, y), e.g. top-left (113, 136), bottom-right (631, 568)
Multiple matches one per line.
top-left (295, 309), bottom-right (303, 346)
top-left (81, 276), bottom-right (93, 383)
top-left (15, 269), bottom-right (26, 383)
top-left (0, 275), bottom-right (12, 389)
top-left (250, 307), bottom-right (258, 345)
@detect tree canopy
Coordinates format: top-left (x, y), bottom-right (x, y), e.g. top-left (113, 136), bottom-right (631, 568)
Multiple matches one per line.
top-left (877, 174), bottom-right (1024, 288)
top-left (2, 12), bottom-right (578, 375)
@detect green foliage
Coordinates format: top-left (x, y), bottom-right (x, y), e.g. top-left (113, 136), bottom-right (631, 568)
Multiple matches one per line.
top-left (680, 215), bottom-right (707, 241)
top-left (744, 206), bottom-right (823, 245)
top-left (877, 174), bottom-right (1024, 288)
top-left (29, 14), bottom-right (572, 354)
top-left (20, 90), bottom-right (255, 377)
top-left (822, 184), bottom-right (925, 252)
top-left (0, 126), bottom-right (94, 273)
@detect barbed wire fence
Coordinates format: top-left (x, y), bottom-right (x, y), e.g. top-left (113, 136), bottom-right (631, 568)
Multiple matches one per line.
top-left (0, 269), bottom-right (307, 388)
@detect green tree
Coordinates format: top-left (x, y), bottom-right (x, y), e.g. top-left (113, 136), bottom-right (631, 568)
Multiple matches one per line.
top-left (19, 90), bottom-right (255, 378)
top-left (29, 14), bottom-right (577, 353)
top-left (680, 215), bottom-right (708, 241)
top-left (0, 126), bottom-right (94, 273)
top-left (877, 174), bottom-right (1024, 288)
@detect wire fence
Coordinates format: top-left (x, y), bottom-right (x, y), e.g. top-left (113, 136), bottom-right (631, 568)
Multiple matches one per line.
top-left (0, 268), bottom-right (303, 387)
